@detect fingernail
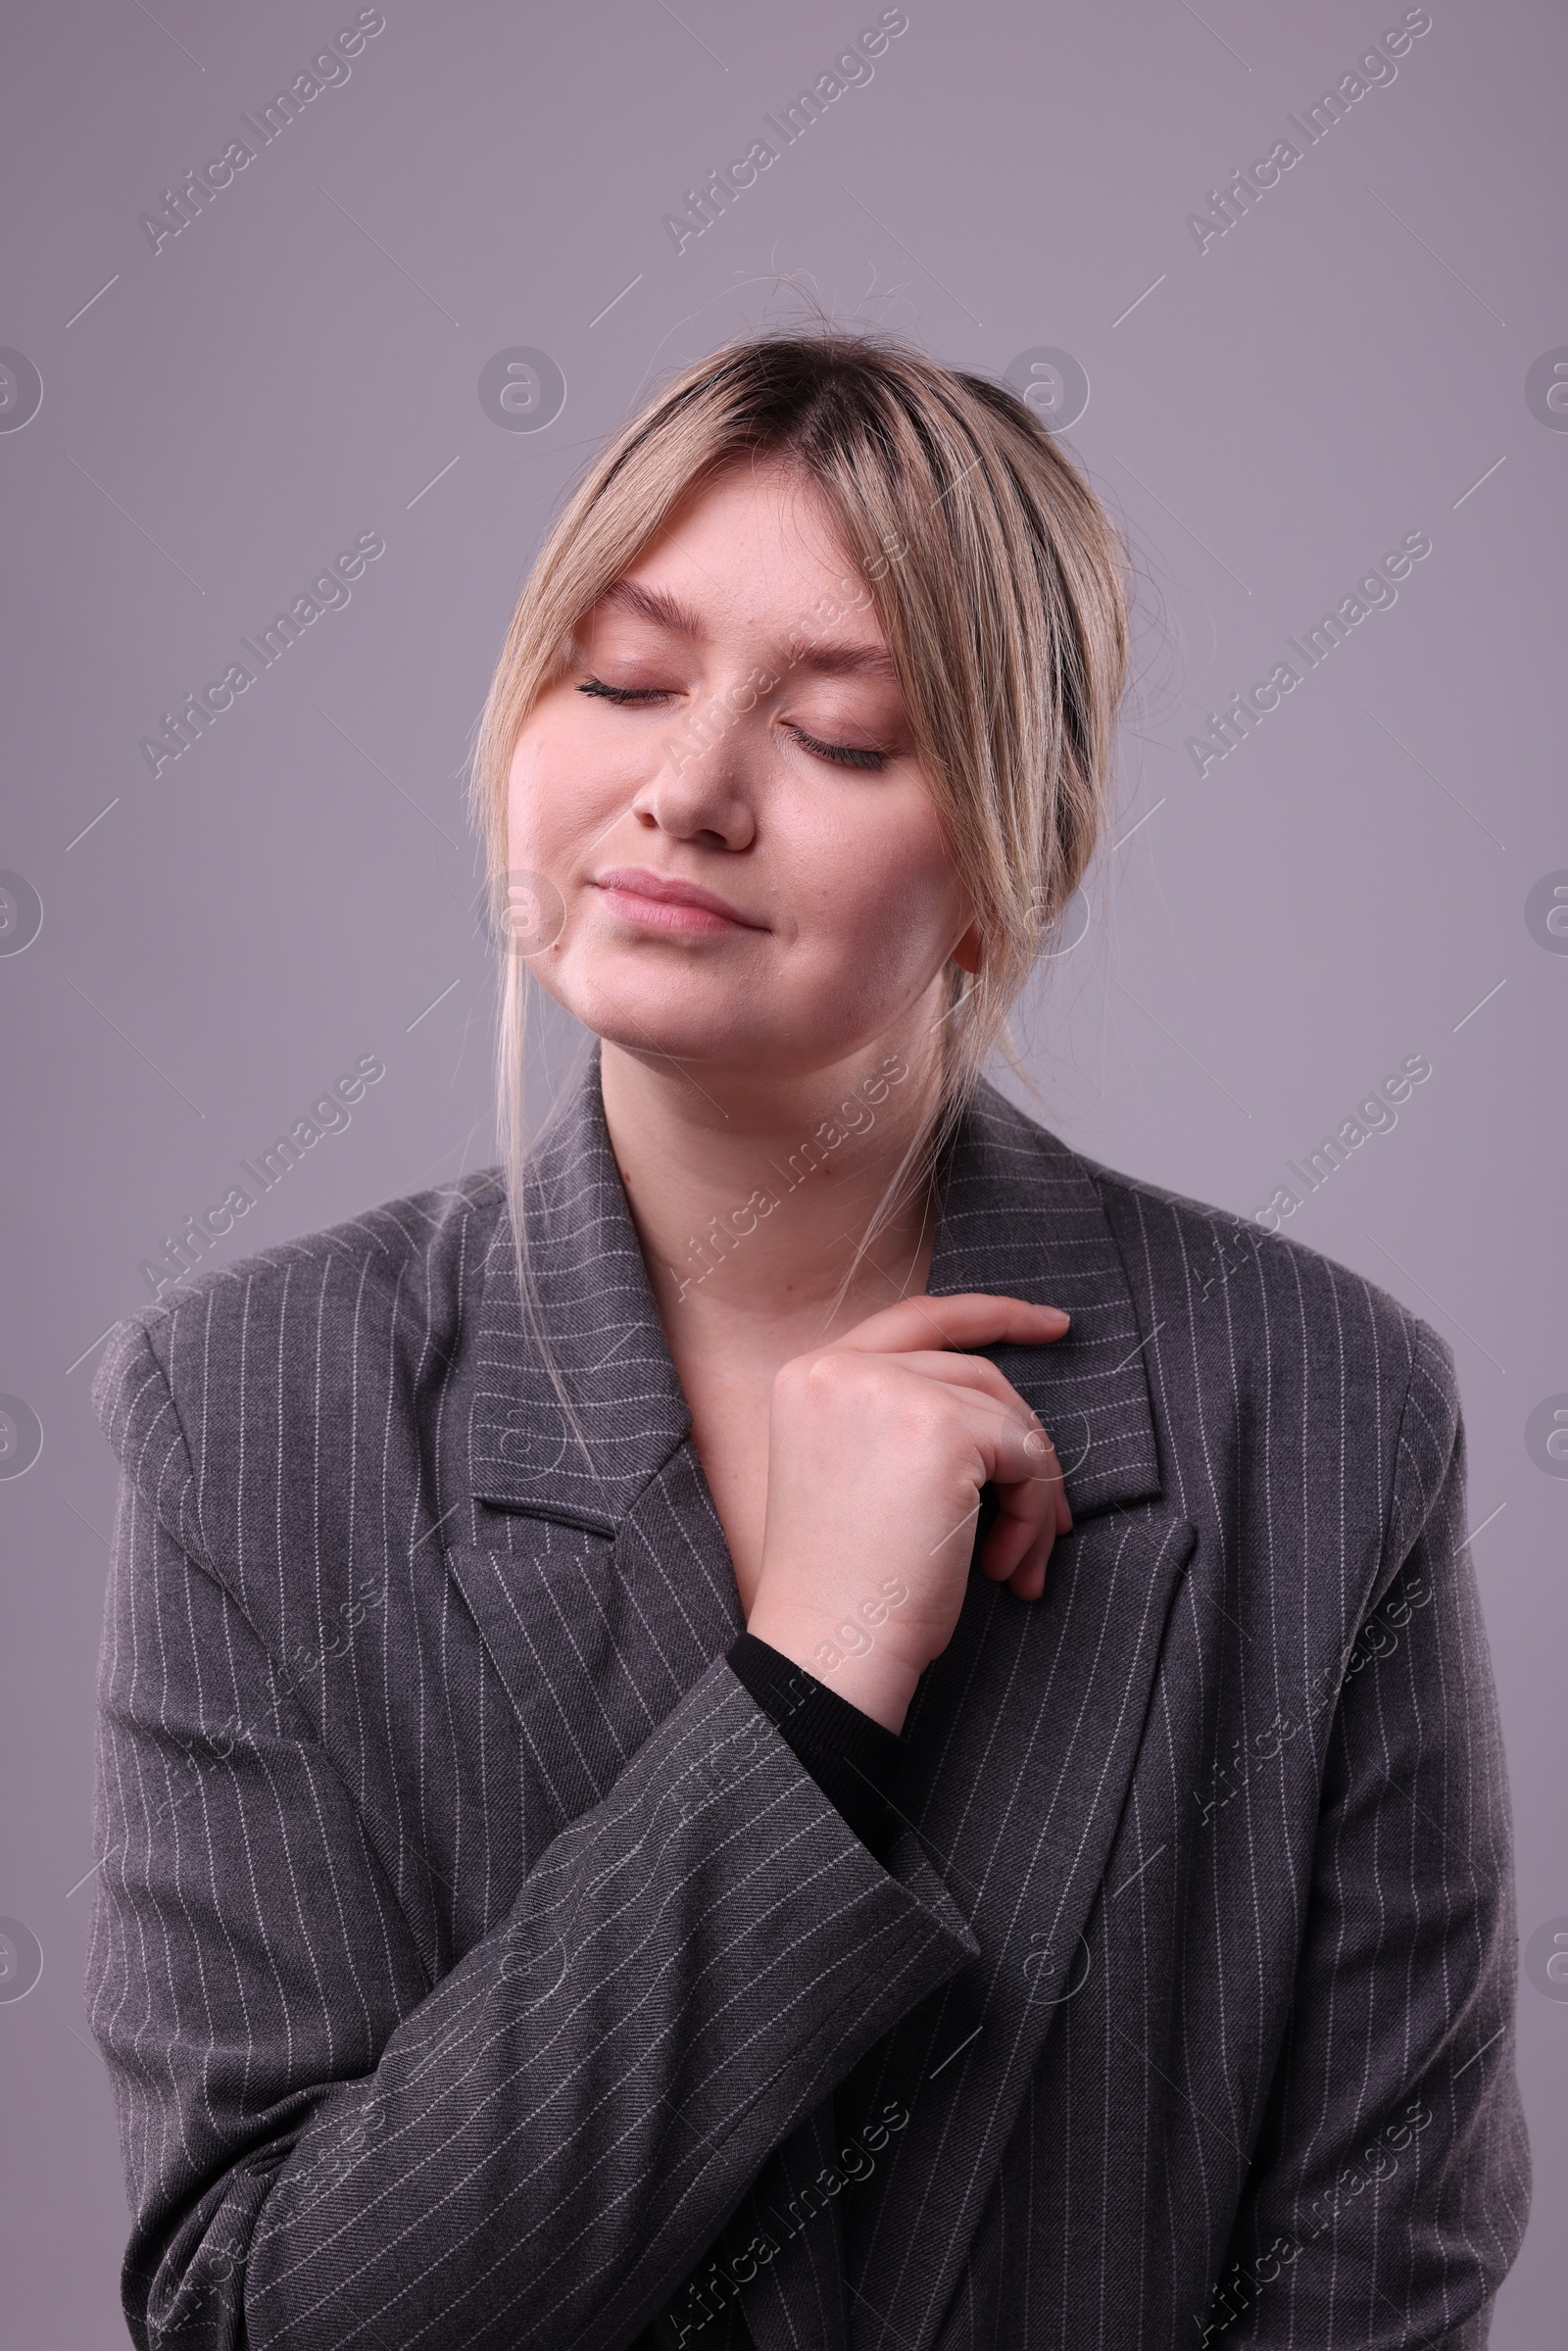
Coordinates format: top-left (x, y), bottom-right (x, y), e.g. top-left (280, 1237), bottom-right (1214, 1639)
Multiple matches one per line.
top-left (1024, 1431), bottom-right (1050, 1457)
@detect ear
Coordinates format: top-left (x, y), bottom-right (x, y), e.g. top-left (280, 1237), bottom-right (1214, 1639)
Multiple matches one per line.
top-left (951, 922), bottom-right (984, 975)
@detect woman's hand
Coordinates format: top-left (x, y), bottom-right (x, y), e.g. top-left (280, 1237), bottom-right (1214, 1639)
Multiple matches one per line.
top-left (746, 1294), bottom-right (1074, 1733)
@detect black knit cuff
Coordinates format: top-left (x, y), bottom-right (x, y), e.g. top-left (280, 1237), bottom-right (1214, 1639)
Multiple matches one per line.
top-left (725, 1633), bottom-right (906, 1859)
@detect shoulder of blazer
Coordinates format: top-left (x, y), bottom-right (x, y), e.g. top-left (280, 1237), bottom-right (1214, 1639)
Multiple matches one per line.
top-left (1081, 1145), bottom-right (1452, 1397)
top-left (1069, 1141), bottom-right (1462, 1577)
top-left (91, 1169), bottom-right (509, 1549)
top-left (962, 1083), bottom-right (1449, 1402)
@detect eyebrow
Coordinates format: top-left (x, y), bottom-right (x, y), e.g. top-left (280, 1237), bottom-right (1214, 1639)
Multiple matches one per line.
top-left (595, 579), bottom-right (899, 681)
top-left (597, 580), bottom-right (709, 640)
top-left (790, 641), bottom-right (900, 681)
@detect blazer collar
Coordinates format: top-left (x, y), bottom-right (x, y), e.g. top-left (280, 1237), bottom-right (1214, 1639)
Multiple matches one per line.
top-left (921, 1081), bottom-right (1162, 1519)
top-left (465, 1063), bottom-right (1182, 2351)
top-left (468, 1060), bottom-right (1163, 1530)
top-left (467, 1054), bottom-right (693, 1532)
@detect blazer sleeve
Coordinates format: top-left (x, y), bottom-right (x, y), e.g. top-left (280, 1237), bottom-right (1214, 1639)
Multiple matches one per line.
top-left (1202, 1317), bottom-right (1531, 2347)
top-left (87, 1323), bottom-right (978, 2351)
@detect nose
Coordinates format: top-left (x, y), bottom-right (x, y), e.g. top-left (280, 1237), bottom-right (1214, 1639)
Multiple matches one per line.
top-left (630, 719), bottom-right (758, 853)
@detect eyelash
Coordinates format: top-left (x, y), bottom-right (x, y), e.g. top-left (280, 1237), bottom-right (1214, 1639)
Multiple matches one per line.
top-left (787, 726), bottom-right (885, 771)
top-left (577, 678), bottom-right (666, 705)
top-left (576, 677), bottom-right (887, 771)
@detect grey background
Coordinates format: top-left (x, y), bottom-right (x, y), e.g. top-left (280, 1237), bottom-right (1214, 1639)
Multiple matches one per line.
top-left (1, 0), bottom-right (1561, 2340)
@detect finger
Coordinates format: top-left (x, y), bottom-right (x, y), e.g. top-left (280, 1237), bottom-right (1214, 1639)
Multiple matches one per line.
top-left (1004, 1544), bottom-right (1053, 1603)
top-left (892, 1353), bottom-right (1074, 1542)
top-left (834, 1292), bottom-right (1070, 1359)
top-left (899, 1379), bottom-right (1071, 1547)
top-left (1002, 1434), bottom-right (1075, 1598)
top-left (983, 1411), bottom-right (1070, 1535)
top-left (888, 1349), bottom-right (1046, 1413)
top-left (915, 1467), bottom-right (1052, 1590)
top-left (970, 1421), bottom-right (1071, 1588)
top-left (993, 1493), bottom-right (1063, 1601)
top-left (919, 1401), bottom-right (1061, 1582)
top-left (978, 1482), bottom-right (1057, 1583)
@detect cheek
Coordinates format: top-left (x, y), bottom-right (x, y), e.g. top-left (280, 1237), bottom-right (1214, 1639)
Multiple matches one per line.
top-left (507, 736), bottom-right (553, 867)
top-left (794, 794), bottom-right (960, 976)
top-left (508, 709), bottom-right (630, 861)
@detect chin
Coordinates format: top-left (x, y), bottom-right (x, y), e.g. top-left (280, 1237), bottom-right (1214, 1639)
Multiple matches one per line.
top-left (564, 968), bottom-right (857, 1082)
top-left (556, 958), bottom-right (769, 1064)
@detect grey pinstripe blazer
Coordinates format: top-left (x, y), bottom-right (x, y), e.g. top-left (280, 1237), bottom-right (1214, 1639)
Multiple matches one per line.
top-left (89, 1063), bottom-right (1529, 2350)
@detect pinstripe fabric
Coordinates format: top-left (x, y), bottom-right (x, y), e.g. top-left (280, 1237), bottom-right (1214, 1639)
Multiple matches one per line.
top-left (88, 1064), bottom-right (1528, 2349)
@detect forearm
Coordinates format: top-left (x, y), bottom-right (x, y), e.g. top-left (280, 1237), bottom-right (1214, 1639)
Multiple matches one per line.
top-left (115, 1655), bottom-right (973, 2351)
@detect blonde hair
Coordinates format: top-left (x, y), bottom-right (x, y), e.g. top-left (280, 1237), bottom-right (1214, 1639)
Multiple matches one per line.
top-left (471, 328), bottom-right (1129, 1304)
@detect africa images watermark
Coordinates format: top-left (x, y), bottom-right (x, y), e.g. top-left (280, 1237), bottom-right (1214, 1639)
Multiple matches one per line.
top-left (1186, 8), bottom-right (1433, 257)
top-left (1186, 530), bottom-right (1432, 780)
top-left (1197, 2097), bottom-right (1437, 2344)
top-left (1251, 1052), bottom-right (1431, 1233)
top-left (662, 9), bottom-right (909, 254)
top-left (138, 531), bottom-right (386, 778)
top-left (138, 1053), bottom-right (386, 1299)
top-left (1195, 1562), bottom-right (1434, 1830)
top-left (669, 2097), bottom-right (912, 2342)
top-left (669, 1053), bottom-right (911, 1302)
top-left (138, 9), bottom-right (388, 255)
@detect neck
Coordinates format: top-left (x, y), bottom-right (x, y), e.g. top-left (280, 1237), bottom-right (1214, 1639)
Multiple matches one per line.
top-left (599, 1004), bottom-right (948, 1346)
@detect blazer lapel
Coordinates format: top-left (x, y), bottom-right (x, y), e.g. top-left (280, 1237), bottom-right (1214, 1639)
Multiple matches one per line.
top-left (466, 1056), bottom-right (694, 1535)
top-left (837, 1087), bottom-right (1198, 2348)
top-left (921, 1082), bottom-right (1164, 1519)
top-left (442, 1066), bottom-right (849, 2347)
top-left (837, 1505), bottom-right (1197, 2346)
top-left (437, 1061), bottom-right (747, 1887)
top-left (442, 1071), bottom-right (1193, 2351)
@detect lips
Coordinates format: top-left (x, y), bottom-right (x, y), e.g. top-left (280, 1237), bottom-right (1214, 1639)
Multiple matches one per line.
top-left (592, 866), bottom-right (764, 937)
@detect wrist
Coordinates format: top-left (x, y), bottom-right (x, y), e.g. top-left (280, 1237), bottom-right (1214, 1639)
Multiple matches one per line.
top-left (744, 1603), bottom-right (919, 1734)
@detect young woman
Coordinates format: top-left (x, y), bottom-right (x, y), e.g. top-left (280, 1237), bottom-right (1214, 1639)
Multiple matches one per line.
top-left (90, 333), bottom-right (1527, 2350)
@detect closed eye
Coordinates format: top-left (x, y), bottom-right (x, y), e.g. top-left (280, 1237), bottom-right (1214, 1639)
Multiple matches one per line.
top-left (578, 677), bottom-right (887, 768)
top-left (788, 724), bottom-right (887, 772)
top-left (576, 676), bottom-right (674, 705)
